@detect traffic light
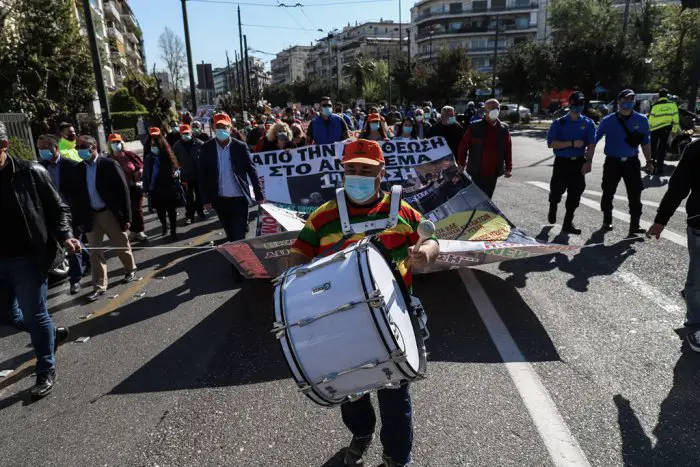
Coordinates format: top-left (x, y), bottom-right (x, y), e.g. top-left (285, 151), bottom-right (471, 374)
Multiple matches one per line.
top-left (681, 0), bottom-right (700, 8)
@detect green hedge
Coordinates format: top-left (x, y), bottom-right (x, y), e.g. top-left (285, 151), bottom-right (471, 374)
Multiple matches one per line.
top-left (9, 136), bottom-right (35, 161)
top-left (112, 111), bottom-right (149, 131)
top-left (114, 128), bottom-right (136, 142)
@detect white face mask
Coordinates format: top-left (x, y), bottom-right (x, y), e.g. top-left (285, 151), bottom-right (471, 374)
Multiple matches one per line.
top-left (415, 115), bottom-right (424, 122)
top-left (488, 109), bottom-right (500, 120)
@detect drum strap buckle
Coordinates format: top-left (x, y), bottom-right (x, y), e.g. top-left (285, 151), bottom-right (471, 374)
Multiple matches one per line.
top-left (298, 358), bottom-right (384, 395)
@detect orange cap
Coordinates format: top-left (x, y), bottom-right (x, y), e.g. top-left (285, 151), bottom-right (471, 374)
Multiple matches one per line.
top-left (213, 113), bottom-right (232, 126)
top-left (149, 127), bottom-right (161, 136)
top-left (108, 133), bottom-right (123, 143)
top-left (367, 113), bottom-right (381, 123)
top-left (179, 124), bottom-right (192, 134)
top-left (341, 139), bottom-right (385, 166)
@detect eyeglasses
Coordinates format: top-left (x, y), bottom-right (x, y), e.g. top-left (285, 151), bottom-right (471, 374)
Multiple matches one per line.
top-left (76, 145), bottom-right (92, 150)
top-left (621, 96), bottom-right (635, 101)
top-left (321, 104), bottom-right (332, 108)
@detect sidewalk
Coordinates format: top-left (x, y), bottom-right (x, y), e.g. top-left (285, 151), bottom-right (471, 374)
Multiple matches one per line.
top-left (123, 140), bottom-right (143, 156)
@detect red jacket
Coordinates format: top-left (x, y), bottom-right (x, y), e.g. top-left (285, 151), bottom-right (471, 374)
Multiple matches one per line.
top-left (457, 120), bottom-right (512, 177)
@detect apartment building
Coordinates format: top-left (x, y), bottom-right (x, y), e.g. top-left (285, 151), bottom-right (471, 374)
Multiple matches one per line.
top-left (213, 57), bottom-right (270, 100)
top-left (271, 45), bottom-right (313, 86)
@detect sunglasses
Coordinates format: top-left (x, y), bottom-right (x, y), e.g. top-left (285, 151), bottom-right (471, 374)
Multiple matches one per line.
top-left (321, 104), bottom-right (332, 108)
top-left (76, 145), bottom-right (92, 150)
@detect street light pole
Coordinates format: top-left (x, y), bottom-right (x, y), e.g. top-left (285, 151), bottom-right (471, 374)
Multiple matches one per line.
top-left (492, 15), bottom-right (500, 99)
top-left (429, 29), bottom-right (434, 62)
top-left (180, 0), bottom-right (197, 112)
top-left (81, 0), bottom-right (112, 136)
top-left (407, 28), bottom-right (411, 72)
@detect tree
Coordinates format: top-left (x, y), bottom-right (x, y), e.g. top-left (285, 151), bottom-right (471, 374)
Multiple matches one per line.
top-left (342, 55), bottom-right (377, 98)
top-left (109, 87), bottom-right (146, 112)
top-left (0, 0), bottom-right (95, 134)
top-left (263, 84), bottom-right (293, 107)
top-left (123, 73), bottom-right (173, 128)
top-left (158, 27), bottom-right (186, 108)
top-left (426, 48), bottom-right (478, 108)
top-left (362, 60), bottom-right (390, 103)
top-left (290, 79), bottom-right (315, 105)
top-left (498, 41), bottom-right (554, 109)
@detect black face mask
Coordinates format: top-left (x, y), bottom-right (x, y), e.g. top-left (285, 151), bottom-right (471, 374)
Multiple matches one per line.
top-left (65, 134), bottom-right (77, 142)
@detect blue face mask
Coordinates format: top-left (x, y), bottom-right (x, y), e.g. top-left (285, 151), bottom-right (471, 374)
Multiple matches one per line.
top-left (182, 134), bottom-right (192, 142)
top-left (78, 149), bottom-right (92, 161)
top-left (39, 149), bottom-right (53, 160)
top-left (216, 129), bottom-right (230, 141)
top-left (150, 146), bottom-right (160, 155)
top-left (620, 101), bottom-right (635, 111)
top-left (571, 105), bottom-right (584, 114)
top-left (370, 122), bottom-right (380, 131)
top-left (111, 143), bottom-right (122, 152)
top-left (447, 116), bottom-right (457, 124)
top-left (321, 106), bottom-right (332, 117)
top-left (344, 175), bottom-right (377, 203)
top-left (403, 126), bottom-right (413, 135)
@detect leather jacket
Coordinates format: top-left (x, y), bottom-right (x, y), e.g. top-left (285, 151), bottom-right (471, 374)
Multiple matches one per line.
top-left (7, 156), bottom-right (74, 272)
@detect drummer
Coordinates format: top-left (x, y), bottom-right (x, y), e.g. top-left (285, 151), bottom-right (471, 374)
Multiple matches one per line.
top-left (288, 139), bottom-right (439, 467)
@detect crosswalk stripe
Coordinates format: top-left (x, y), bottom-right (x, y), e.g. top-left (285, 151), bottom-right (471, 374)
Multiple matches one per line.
top-left (582, 189), bottom-right (686, 214)
top-left (616, 271), bottom-right (684, 314)
top-left (527, 181), bottom-right (687, 248)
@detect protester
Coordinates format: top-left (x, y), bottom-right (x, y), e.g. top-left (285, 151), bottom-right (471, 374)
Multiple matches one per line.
top-left (145, 129), bottom-right (183, 241)
top-left (287, 139), bottom-right (439, 467)
top-left (74, 135), bottom-right (137, 302)
top-left (166, 120), bottom-right (181, 147)
top-left (595, 89), bottom-right (652, 236)
top-left (465, 101), bottom-right (477, 123)
top-left (457, 99), bottom-right (513, 198)
top-left (173, 124), bottom-right (205, 225)
top-left (107, 134), bottom-right (147, 242)
top-left (199, 113), bottom-right (264, 280)
top-left (394, 117), bottom-right (418, 140)
top-left (360, 113), bottom-right (388, 141)
top-left (335, 103), bottom-right (354, 130)
top-left (647, 139), bottom-right (700, 352)
top-left (545, 91), bottom-right (597, 234)
top-left (37, 134), bottom-right (91, 295)
top-left (192, 121), bottom-right (209, 143)
top-left (257, 122), bottom-right (295, 152)
top-left (429, 105), bottom-right (464, 158)
top-left (307, 97), bottom-right (350, 144)
top-left (58, 122), bottom-right (81, 162)
top-left (413, 108), bottom-right (431, 139)
top-left (648, 88), bottom-right (680, 175)
top-left (291, 123), bottom-right (307, 147)
top-left (0, 122), bottom-right (76, 397)
top-left (182, 111), bottom-right (193, 125)
top-left (246, 116), bottom-right (266, 148)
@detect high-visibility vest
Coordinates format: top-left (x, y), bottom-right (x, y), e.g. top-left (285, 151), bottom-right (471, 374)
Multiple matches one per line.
top-left (648, 97), bottom-right (680, 133)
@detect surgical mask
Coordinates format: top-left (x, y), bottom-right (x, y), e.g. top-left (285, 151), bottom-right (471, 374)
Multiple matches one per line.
top-left (344, 175), bottom-right (377, 203)
top-left (570, 105), bottom-right (584, 114)
top-left (403, 126), bottom-right (413, 135)
top-left (370, 122), bottom-right (380, 131)
top-left (488, 109), bottom-right (500, 120)
top-left (415, 115), bottom-right (423, 122)
top-left (111, 143), bottom-right (122, 152)
top-left (78, 149), bottom-right (92, 160)
top-left (182, 134), bottom-right (192, 142)
top-left (321, 106), bottom-right (332, 117)
top-left (447, 116), bottom-right (457, 124)
top-left (39, 149), bottom-right (53, 161)
top-left (150, 146), bottom-right (160, 155)
top-left (193, 128), bottom-right (201, 134)
top-left (171, 127), bottom-right (179, 133)
top-left (620, 101), bottom-right (635, 111)
top-left (216, 129), bottom-right (230, 141)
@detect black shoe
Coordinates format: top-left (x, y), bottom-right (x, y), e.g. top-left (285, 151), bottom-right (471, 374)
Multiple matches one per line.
top-left (30, 369), bottom-right (56, 398)
top-left (54, 326), bottom-right (69, 352)
top-left (547, 204), bottom-right (557, 224)
top-left (161, 225), bottom-right (168, 236)
top-left (70, 282), bottom-right (81, 295)
top-left (687, 329), bottom-right (700, 353)
top-left (628, 222), bottom-right (646, 237)
top-left (185, 218), bottom-right (193, 225)
top-left (562, 222), bottom-right (582, 235)
top-left (86, 290), bottom-right (105, 302)
top-left (124, 271), bottom-right (138, 283)
top-left (602, 212), bottom-right (613, 231)
top-left (379, 453), bottom-right (407, 467)
top-left (344, 435), bottom-right (374, 466)
top-left (170, 232), bottom-right (179, 241)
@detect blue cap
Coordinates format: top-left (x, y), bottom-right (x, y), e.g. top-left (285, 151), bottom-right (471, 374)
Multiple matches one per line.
top-left (618, 89), bottom-right (635, 99)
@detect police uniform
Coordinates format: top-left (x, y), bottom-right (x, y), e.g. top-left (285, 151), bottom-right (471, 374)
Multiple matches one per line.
top-left (595, 91), bottom-right (650, 233)
top-left (648, 90), bottom-right (680, 175)
top-left (546, 111), bottom-right (596, 231)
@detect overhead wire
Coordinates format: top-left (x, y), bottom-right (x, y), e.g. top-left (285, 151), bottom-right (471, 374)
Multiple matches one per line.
top-left (188, 0), bottom-right (394, 6)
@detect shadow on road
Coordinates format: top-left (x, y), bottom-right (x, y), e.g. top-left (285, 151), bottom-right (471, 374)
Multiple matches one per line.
top-left (642, 174), bottom-right (669, 190)
top-left (615, 342), bottom-right (700, 467)
top-left (510, 128), bottom-right (549, 141)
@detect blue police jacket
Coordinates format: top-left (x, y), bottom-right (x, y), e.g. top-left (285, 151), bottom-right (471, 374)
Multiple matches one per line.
top-left (595, 111), bottom-right (650, 158)
top-left (547, 113), bottom-right (597, 158)
top-left (310, 114), bottom-right (344, 145)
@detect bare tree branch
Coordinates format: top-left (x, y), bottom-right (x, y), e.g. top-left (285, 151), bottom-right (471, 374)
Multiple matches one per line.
top-left (158, 27), bottom-right (186, 106)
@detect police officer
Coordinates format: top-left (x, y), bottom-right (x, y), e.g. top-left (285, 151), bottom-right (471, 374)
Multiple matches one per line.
top-left (595, 89), bottom-right (653, 236)
top-left (546, 91), bottom-right (597, 234)
top-left (648, 88), bottom-right (680, 175)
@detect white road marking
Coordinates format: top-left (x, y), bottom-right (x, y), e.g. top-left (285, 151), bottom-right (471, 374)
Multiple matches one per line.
top-left (616, 271), bottom-right (684, 314)
top-left (459, 269), bottom-right (591, 467)
top-left (527, 181), bottom-right (687, 247)
top-left (582, 189), bottom-right (686, 214)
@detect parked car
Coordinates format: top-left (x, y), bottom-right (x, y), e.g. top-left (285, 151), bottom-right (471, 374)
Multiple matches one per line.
top-left (589, 100), bottom-right (610, 116)
top-left (499, 103), bottom-right (531, 123)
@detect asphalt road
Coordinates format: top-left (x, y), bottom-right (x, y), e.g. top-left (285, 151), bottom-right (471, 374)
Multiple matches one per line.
top-left (1, 134), bottom-right (698, 467)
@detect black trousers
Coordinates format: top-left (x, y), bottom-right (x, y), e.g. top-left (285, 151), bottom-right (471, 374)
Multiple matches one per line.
top-left (185, 179), bottom-right (204, 220)
top-left (549, 157), bottom-right (586, 211)
top-left (214, 197), bottom-right (249, 242)
top-left (650, 126), bottom-right (671, 167)
top-left (157, 207), bottom-right (178, 233)
top-left (600, 158), bottom-right (643, 218)
top-left (469, 174), bottom-right (498, 199)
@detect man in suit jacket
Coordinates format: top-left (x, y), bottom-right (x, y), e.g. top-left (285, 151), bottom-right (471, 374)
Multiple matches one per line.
top-left (37, 134), bottom-right (91, 295)
top-left (73, 135), bottom-right (138, 302)
top-left (199, 113), bottom-right (264, 278)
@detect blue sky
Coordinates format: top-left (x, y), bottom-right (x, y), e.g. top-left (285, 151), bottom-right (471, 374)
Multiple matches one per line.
top-left (130, 0), bottom-right (412, 75)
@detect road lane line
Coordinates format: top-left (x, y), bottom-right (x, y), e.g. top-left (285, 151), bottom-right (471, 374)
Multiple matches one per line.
top-left (527, 181), bottom-right (687, 247)
top-left (582, 189), bottom-right (685, 214)
top-left (616, 271), bottom-right (683, 314)
top-left (459, 269), bottom-right (591, 467)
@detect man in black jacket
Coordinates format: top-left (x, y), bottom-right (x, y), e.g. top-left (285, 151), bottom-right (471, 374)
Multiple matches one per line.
top-left (0, 121), bottom-right (80, 397)
top-left (648, 139), bottom-right (700, 353)
top-left (199, 113), bottom-right (264, 266)
top-left (173, 124), bottom-right (205, 224)
top-left (37, 134), bottom-right (91, 294)
top-left (73, 135), bottom-right (137, 302)
top-left (429, 105), bottom-right (465, 158)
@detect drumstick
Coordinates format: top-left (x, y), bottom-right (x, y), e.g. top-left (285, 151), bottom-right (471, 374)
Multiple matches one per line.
top-left (414, 220), bottom-right (436, 251)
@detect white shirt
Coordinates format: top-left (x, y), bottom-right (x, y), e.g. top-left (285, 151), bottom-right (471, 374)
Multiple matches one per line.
top-left (216, 140), bottom-right (244, 198)
top-left (85, 156), bottom-right (107, 210)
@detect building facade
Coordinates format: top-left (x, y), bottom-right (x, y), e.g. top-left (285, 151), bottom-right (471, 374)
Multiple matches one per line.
top-left (271, 45), bottom-right (313, 86)
top-left (73, 0), bottom-right (147, 90)
top-left (212, 56), bottom-right (270, 102)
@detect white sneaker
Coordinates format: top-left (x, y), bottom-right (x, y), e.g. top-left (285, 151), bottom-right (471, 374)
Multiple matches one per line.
top-left (134, 232), bottom-right (148, 241)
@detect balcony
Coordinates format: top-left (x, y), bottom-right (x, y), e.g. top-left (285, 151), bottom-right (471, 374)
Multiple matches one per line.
top-left (415, 23), bottom-right (536, 40)
top-left (110, 50), bottom-right (127, 67)
top-left (414, 2), bottom-right (538, 22)
top-left (104, 1), bottom-right (121, 20)
top-left (125, 31), bottom-right (139, 45)
top-left (107, 27), bottom-right (124, 43)
top-left (122, 12), bottom-right (138, 30)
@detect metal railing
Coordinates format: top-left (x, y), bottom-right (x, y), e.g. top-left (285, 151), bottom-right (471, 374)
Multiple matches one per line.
top-left (0, 113), bottom-right (35, 158)
top-left (416, 23), bottom-right (535, 39)
top-left (414, 2), bottom-right (538, 22)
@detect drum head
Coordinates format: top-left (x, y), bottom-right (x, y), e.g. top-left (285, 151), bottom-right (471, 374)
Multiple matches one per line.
top-left (366, 245), bottom-right (421, 373)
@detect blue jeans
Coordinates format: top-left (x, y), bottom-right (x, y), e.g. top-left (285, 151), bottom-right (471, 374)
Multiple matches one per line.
top-left (68, 239), bottom-right (90, 285)
top-left (685, 227), bottom-right (700, 330)
top-left (341, 384), bottom-right (413, 465)
top-left (0, 256), bottom-right (54, 373)
top-left (214, 197), bottom-right (249, 242)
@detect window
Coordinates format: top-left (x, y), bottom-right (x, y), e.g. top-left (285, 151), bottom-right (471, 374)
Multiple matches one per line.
top-left (491, 0), bottom-right (506, 10)
top-left (450, 21), bottom-right (462, 31)
top-left (449, 2), bottom-right (462, 13)
top-left (515, 16), bottom-right (529, 28)
top-left (473, 1), bottom-right (487, 12)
